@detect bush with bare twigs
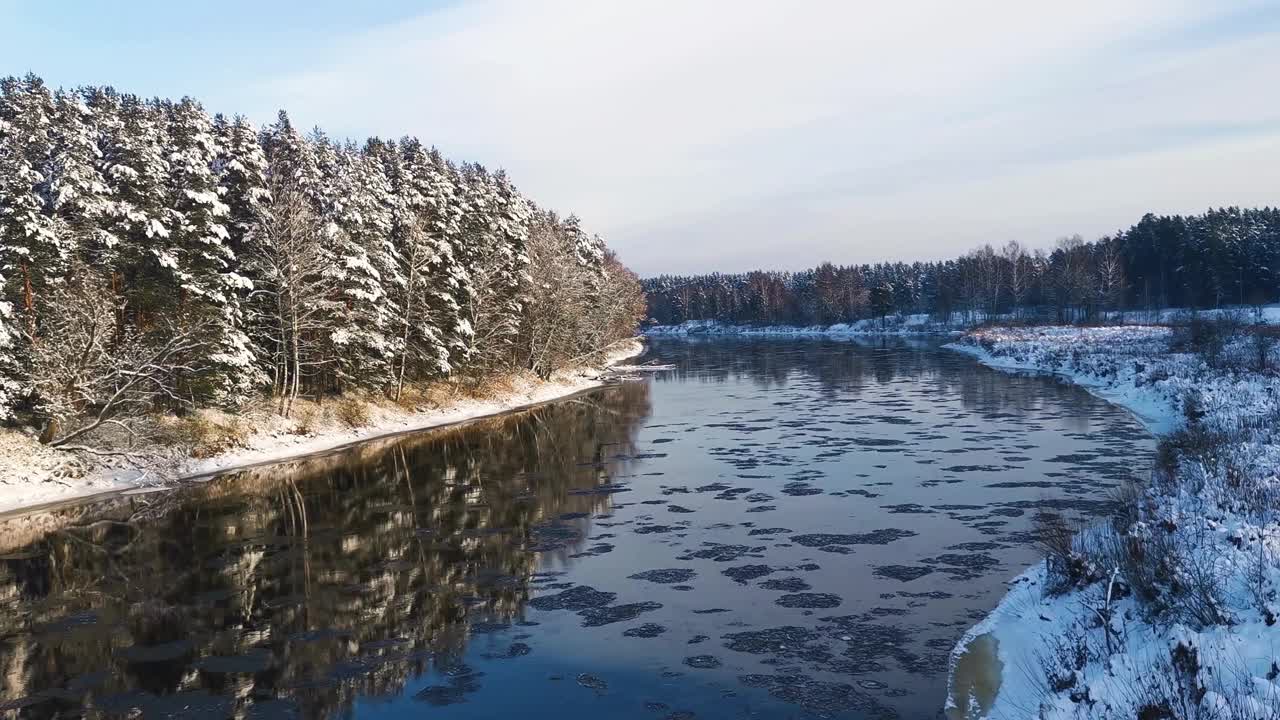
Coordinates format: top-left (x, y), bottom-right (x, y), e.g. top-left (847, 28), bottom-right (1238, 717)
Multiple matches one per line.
top-left (333, 396), bottom-right (371, 429)
top-left (289, 405), bottom-right (320, 436)
top-left (157, 412), bottom-right (252, 459)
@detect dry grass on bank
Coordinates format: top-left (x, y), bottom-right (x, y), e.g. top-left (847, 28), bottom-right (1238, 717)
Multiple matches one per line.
top-left (152, 369), bottom-right (544, 459)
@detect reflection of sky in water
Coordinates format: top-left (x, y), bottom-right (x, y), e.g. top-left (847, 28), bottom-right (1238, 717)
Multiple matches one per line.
top-left (0, 338), bottom-right (1152, 719)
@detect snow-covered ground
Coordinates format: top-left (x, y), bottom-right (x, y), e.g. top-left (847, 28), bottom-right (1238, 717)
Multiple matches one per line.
top-left (648, 305), bottom-right (1280, 339)
top-left (645, 314), bottom-right (979, 337)
top-left (947, 326), bottom-right (1184, 435)
top-left (1107, 304), bottom-right (1280, 327)
top-left (0, 340), bottom-right (643, 517)
top-left (946, 327), bottom-right (1280, 719)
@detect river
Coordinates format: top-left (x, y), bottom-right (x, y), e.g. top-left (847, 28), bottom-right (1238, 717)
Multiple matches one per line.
top-left (0, 337), bottom-right (1153, 719)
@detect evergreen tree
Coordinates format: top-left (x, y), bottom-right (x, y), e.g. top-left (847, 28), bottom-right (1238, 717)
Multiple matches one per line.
top-left (212, 113), bottom-right (269, 253)
top-left (259, 111), bottom-right (323, 204)
top-left (388, 138), bottom-right (468, 387)
top-left (457, 164), bottom-right (529, 368)
top-left (164, 97), bottom-right (260, 402)
top-left (95, 93), bottom-right (171, 315)
top-left (48, 88), bottom-right (110, 245)
top-left (326, 142), bottom-right (394, 389)
top-left (643, 205), bottom-right (1280, 327)
top-left (0, 75), bottom-right (61, 333)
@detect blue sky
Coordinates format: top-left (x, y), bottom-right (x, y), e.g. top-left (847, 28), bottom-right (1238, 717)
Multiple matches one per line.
top-left (0, 1), bottom-right (450, 114)
top-left (4, 1), bottom-right (1280, 276)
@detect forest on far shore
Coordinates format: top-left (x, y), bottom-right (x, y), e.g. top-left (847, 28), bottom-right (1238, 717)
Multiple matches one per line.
top-left (644, 207), bottom-right (1280, 327)
top-left (0, 74), bottom-right (643, 449)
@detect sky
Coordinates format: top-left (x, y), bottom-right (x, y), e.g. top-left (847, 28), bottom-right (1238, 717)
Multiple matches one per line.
top-left (3, 1), bottom-right (1280, 276)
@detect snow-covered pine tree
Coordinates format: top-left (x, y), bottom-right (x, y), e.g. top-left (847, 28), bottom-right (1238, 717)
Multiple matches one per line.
top-left (0, 76), bottom-right (66, 415)
top-left (47, 89), bottom-right (110, 250)
top-left (430, 150), bottom-right (477, 368)
top-left (212, 113), bottom-right (269, 255)
top-left (491, 168), bottom-right (532, 293)
top-left (383, 138), bottom-right (470, 395)
top-left (357, 143), bottom-right (403, 387)
top-left (299, 127), bottom-right (347, 392)
top-left (0, 74), bottom-right (645, 430)
top-left (93, 92), bottom-right (172, 316)
top-left (362, 137), bottom-right (410, 389)
top-left (164, 97), bottom-right (260, 404)
top-left (563, 213), bottom-right (606, 271)
top-left (324, 141), bottom-right (394, 390)
top-left (211, 112), bottom-right (272, 400)
top-left (307, 127), bottom-right (342, 220)
top-left (456, 164), bottom-right (529, 370)
top-left (0, 75), bottom-right (63, 335)
top-left (259, 111), bottom-right (324, 206)
top-left (561, 213), bottom-right (609, 343)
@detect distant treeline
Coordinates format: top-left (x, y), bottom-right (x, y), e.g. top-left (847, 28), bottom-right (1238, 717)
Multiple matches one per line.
top-left (0, 74), bottom-right (642, 440)
top-left (644, 207), bottom-right (1280, 326)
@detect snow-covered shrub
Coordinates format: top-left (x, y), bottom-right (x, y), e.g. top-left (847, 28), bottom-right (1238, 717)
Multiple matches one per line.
top-left (1120, 641), bottom-right (1280, 720)
top-left (1035, 619), bottom-right (1098, 697)
top-left (1036, 511), bottom-right (1105, 595)
top-left (1170, 311), bottom-right (1246, 365)
top-left (1247, 327), bottom-right (1280, 372)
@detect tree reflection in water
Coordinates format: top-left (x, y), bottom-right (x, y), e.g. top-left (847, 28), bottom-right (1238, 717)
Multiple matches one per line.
top-left (0, 380), bottom-right (651, 718)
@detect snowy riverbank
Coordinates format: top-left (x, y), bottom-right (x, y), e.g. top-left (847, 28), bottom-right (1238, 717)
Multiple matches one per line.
top-left (0, 340), bottom-right (643, 517)
top-left (945, 326), bottom-right (1184, 435)
top-left (648, 305), bottom-right (1280, 340)
top-left (645, 315), bottom-right (974, 336)
top-left (945, 327), bottom-right (1280, 719)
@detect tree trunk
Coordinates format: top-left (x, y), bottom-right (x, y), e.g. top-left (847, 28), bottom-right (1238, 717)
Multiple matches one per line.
top-left (396, 263), bottom-right (416, 402)
top-left (288, 293), bottom-right (301, 418)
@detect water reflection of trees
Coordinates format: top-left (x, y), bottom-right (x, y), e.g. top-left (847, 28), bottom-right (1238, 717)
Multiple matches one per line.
top-left (0, 381), bottom-right (650, 718)
top-left (647, 337), bottom-right (1105, 421)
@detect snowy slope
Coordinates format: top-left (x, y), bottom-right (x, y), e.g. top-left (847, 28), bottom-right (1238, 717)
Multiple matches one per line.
top-left (946, 327), bottom-right (1280, 719)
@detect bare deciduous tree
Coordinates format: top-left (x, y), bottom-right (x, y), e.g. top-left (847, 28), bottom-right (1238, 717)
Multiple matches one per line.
top-left (1002, 240), bottom-right (1031, 319)
top-left (27, 261), bottom-right (210, 452)
top-left (392, 217), bottom-right (453, 401)
top-left (248, 180), bottom-right (339, 416)
top-left (521, 217), bottom-right (593, 378)
top-left (585, 251), bottom-right (646, 355)
top-left (463, 252), bottom-right (523, 373)
top-left (1050, 235), bottom-right (1095, 323)
top-left (971, 244), bottom-right (1003, 318)
top-left (1096, 239), bottom-right (1127, 317)
top-left (518, 217), bottom-right (642, 378)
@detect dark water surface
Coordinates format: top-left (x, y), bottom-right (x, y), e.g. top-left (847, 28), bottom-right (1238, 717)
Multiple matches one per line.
top-left (0, 338), bottom-right (1153, 719)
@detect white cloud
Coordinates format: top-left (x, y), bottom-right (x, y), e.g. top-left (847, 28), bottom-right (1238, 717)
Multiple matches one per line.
top-left (252, 0), bottom-right (1280, 274)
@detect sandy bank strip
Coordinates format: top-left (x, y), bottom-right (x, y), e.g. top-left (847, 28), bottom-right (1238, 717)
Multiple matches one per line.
top-left (0, 340), bottom-right (644, 519)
